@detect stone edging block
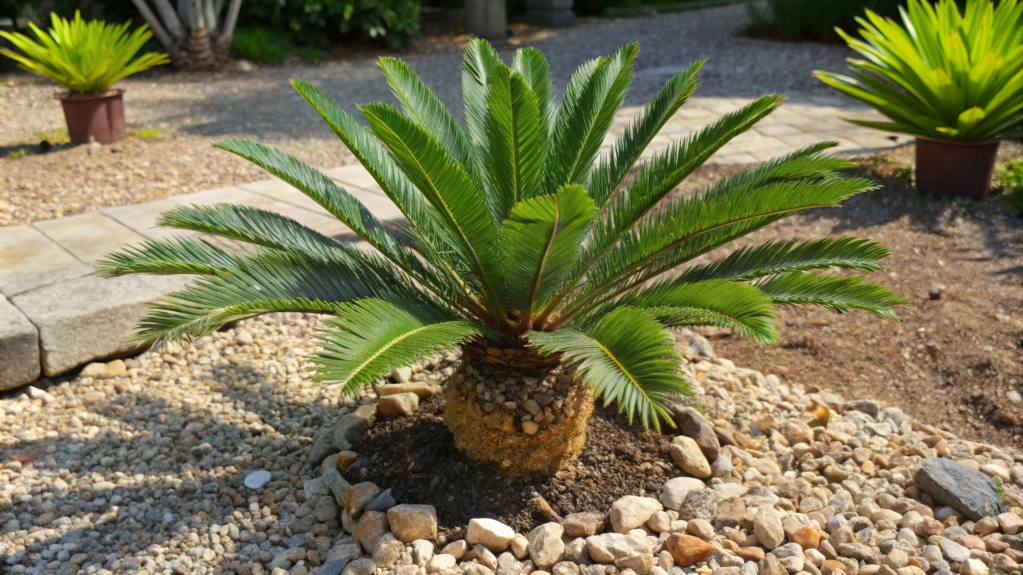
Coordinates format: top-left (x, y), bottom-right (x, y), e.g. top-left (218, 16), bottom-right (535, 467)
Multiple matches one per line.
top-left (11, 274), bottom-right (161, 377)
top-left (0, 294), bottom-right (40, 390)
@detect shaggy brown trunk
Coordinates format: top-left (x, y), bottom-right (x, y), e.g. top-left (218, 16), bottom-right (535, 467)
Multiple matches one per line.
top-left (443, 342), bottom-right (595, 477)
top-left (184, 28), bottom-right (218, 70)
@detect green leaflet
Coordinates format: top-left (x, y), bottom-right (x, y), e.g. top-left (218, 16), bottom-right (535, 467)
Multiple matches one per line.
top-left (527, 307), bottom-right (688, 430)
top-left (313, 299), bottom-right (489, 392)
top-left (499, 185), bottom-right (595, 321)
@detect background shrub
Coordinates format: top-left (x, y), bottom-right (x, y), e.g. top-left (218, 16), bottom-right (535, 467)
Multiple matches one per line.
top-left (240, 0), bottom-right (420, 51)
top-left (746, 0), bottom-right (904, 42)
top-left (3, 0), bottom-right (419, 51)
top-left (232, 27), bottom-right (293, 64)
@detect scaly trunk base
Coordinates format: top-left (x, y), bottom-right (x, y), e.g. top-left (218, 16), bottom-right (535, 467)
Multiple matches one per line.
top-left (443, 343), bottom-right (594, 477)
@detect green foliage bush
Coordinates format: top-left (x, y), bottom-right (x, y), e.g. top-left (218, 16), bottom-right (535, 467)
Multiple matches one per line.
top-left (747, 0), bottom-right (903, 42)
top-left (240, 0), bottom-right (420, 51)
top-left (232, 27), bottom-right (294, 64)
top-left (997, 161), bottom-right (1023, 215)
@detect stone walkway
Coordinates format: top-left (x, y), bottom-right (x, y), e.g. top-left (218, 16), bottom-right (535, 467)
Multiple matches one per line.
top-left (0, 92), bottom-right (907, 390)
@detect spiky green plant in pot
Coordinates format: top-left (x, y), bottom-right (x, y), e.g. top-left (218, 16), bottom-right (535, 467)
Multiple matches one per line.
top-left (101, 40), bottom-right (905, 476)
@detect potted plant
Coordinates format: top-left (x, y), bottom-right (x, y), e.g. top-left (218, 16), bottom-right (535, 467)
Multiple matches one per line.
top-left (100, 40), bottom-right (904, 477)
top-left (0, 11), bottom-right (168, 145)
top-left (815, 0), bottom-right (1023, 199)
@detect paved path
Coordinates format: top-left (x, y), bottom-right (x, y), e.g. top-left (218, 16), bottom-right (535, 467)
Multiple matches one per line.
top-left (0, 91), bottom-right (906, 389)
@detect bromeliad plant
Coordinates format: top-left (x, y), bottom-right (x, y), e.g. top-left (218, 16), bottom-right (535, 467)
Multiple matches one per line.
top-left (814, 0), bottom-right (1023, 142)
top-left (101, 40), bottom-right (904, 475)
top-left (0, 12), bottom-right (169, 95)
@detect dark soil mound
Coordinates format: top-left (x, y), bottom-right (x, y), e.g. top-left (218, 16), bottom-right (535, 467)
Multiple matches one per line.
top-left (347, 394), bottom-right (674, 537)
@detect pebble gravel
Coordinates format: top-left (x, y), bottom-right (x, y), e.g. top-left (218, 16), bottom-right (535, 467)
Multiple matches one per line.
top-left (3, 314), bottom-right (1023, 575)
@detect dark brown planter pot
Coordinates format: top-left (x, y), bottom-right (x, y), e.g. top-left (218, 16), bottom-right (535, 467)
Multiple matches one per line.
top-left (60, 90), bottom-right (126, 145)
top-left (915, 138), bottom-right (1000, 199)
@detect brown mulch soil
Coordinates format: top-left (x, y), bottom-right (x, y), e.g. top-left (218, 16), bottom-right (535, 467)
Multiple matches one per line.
top-left (674, 142), bottom-right (1023, 450)
top-left (347, 394), bottom-right (673, 538)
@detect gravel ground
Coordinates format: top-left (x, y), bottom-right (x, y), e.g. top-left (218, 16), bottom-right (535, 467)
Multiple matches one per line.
top-left (3, 316), bottom-right (1023, 575)
top-left (0, 3), bottom-right (856, 226)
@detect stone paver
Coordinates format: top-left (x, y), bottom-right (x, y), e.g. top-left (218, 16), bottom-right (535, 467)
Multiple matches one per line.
top-left (11, 275), bottom-right (162, 377)
top-left (33, 211), bottom-right (149, 263)
top-left (0, 294), bottom-right (39, 390)
top-left (0, 91), bottom-right (905, 388)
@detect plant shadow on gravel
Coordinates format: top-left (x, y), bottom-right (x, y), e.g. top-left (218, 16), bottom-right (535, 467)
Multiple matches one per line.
top-left (0, 357), bottom-right (352, 555)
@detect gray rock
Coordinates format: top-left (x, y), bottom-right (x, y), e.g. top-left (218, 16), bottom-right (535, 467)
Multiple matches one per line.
top-left (0, 295), bottom-right (40, 390)
top-left (12, 275), bottom-right (160, 377)
top-left (332, 405), bottom-right (375, 450)
top-left (679, 488), bottom-right (719, 520)
top-left (914, 458), bottom-right (1007, 520)
top-left (314, 496), bottom-right (339, 522)
top-left (844, 400), bottom-right (881, 418)
top-left (670, 406), bottom-right (720, 461)
top-left (660, 477), bottom-right (706, 511)
top-left (323, 469), bottom-right (353, 507)
top-left (935, 537), bottom-right (971, 563)
top-left (365, 488), bottom-right (396, 512)
top-left (342, 557), bottom-right (377, 575)
top-left (527, 522), bottom-right (566, 568)
top-left (309, 430), bottom-right (336, 464)
top-left (318, 559), bottom-right (350, 575)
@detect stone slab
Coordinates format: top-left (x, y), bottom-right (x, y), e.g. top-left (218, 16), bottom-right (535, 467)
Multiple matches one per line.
top-left (0, 225), bottom-right (89, 295)
top-left (12, 274), bottom-right (162, 377)
top-left (0, 294), bottom-right (40, 390)
top-left (915, 457), bottom-right (1008, 520)
top-left (171, 186), bottom-right (354, 239)
top-left (322, 165), bottom-right (384, 194)
top-left (239, 177), bottom-right (331, 214)
top-left (34, 211), bottom-right (149, 263)
top-left (103, 199), bottom-right (194, 241)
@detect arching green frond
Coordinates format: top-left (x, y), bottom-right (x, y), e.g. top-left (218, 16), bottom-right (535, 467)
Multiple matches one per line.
top-left (157, 203), bottom-right (342, 255)
top-left (583, 96), bottom-right (788, 268)
top-left (527, 307), bottom-right (687, 430)
top-left (360, 101), bottom-right (503, 307)
top-left (585, 61), bottom-right (703, 207)
top-left (211, 139), bottom-right (469, 307)
top-left (136, 248), bottom-right (437, 344)
top-left (289, 81), bottom-right (448, 241)
top-left (674, 237), bottom-right (890, 283)
top-left (580, 165), bottom-right (874, 310)
top-left (379, 56), bottom-right (474, 170)
top-left (313, 299), bottom-right (490, 393)
top-left (543, 43), bottom-right (639, 196)
top-left (755, 272), bottom-right (907, 317)
top-left (97, 236), bottom-right (237, 277)
top-left (509, 73), bottom-right (546, 204)
top-left (462, 39), bottom-right (516, 218)
top-left (511, 47), bottom-right (555, 139)
top-left (612, 278), bottom-right (778, 343)
top-left (500, 185), bottom-right (595, 323)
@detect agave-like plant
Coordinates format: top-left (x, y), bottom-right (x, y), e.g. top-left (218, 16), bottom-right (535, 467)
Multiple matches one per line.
top-left (102, 40), bottom-right (904, 475)
top-left (815, 0), bottom-right (1023, 142)
top-left (0, 12), bottom-right (169, 95)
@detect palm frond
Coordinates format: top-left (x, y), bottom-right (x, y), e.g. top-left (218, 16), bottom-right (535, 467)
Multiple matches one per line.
top-left (97, 236), bottom-right (237, 276)
top-left (360, 101), bottom-right (504, 309)
top-left (755, 271), bottom-right (907, 316)
top-left (673, 237), bottom-right (890, 283)
top-left (528, 306), bottom-right (688, 430)
top-left (157, 203), bottom-right (342, 255)
top-left (379, 56), bottom-right (475, 170)
top-left (511, 47), bottom-right (555, 139)
top-left (499, 185), bottom-right (595, 325)
top-left (610, 278), bottom-right (778, 343)
top-left (312, 299), bottom-right (490, 393)
top-left (543, 43), bottom-right (640, 195)
top-left (585, 61), bottom-right (703, 206)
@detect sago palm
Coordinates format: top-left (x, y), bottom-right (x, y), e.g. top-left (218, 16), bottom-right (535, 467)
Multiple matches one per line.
top-left (101, 40), bottom-right (904, 476)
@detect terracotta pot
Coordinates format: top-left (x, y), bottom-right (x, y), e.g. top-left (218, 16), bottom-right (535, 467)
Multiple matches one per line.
top-left (915, 138), bottom-right (1000, 199)
top-left (60, 90), bottom-right (126, 145)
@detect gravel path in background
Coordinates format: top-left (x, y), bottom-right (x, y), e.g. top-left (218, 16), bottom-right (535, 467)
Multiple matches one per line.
top-left (0, 5), bottom-right (856, 226)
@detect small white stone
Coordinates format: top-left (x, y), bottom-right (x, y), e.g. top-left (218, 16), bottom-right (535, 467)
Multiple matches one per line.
top-left (245, 470), bottom-right (273, 489)
top-left (1008, 391), bottom-right (1021, 403)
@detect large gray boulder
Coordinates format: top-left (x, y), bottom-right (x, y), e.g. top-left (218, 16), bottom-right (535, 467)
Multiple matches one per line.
top-left (914, 457), bottom-right (1007, 520)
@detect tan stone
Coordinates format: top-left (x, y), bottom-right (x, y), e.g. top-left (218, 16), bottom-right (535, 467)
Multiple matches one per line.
top-left (354, 511), bottom-right (390, 553)
top-left (665, 533), bottom-right (714, 567)
top-left (792, 527), bottom-right (821, 550)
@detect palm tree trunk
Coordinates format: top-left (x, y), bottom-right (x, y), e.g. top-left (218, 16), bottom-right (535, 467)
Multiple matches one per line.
top-left (129, 0), bottom-right (186, 65)
top-left (442, 342), bottom-right (594, 477)
top-left (218, 0), bottom-right (242, 48)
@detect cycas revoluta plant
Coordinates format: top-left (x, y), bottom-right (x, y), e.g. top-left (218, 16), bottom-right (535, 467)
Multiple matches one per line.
top-left (102, 40), bottom-right (904, 476)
